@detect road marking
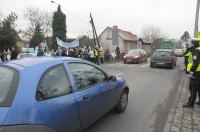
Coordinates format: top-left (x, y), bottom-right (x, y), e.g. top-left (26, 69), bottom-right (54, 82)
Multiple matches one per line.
top-left (116, 73), bottom-right (124, 76)
top-left (141, 63), bottom-right (150, 68)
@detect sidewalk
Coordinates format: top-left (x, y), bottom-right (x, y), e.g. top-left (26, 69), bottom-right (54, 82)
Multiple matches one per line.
top-left (163, 75), bottom-right (200, 132)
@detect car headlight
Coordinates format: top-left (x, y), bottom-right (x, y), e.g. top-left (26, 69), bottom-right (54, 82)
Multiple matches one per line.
top-left (0, 125), bottom-right (57, 132)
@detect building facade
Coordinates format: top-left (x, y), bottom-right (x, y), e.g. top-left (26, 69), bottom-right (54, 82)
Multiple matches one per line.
top-left (98, 26), bottom-right (138, 54)
top-left (99, 26), bottom-right (152, 54)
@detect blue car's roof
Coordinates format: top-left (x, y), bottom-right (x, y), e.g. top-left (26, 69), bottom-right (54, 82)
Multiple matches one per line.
top-left (3, 57), bottom-right (79, 69)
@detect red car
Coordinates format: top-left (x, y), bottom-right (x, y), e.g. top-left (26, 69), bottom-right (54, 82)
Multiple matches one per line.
top-left (123, 49), bottom-right (147, 64)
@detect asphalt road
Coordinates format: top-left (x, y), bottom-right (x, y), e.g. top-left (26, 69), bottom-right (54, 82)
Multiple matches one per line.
top-left (84, 58), bottom-right (184, 132)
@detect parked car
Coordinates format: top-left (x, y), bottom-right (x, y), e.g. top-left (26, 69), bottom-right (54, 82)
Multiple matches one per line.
top-left (0, 57), bottom-right (129, 132)
top-left (18, 51), bottom-right (37, 59)
top-left (174, 49), bottom-right (184, 57)
top-left (150, 49), bottom-right (177, 69)
top-left (123, 49), bottom-right (147, 64)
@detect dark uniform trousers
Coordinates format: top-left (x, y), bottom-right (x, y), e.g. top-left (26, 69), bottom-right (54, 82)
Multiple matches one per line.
top-left (188, 73), bottom-right (200, 106)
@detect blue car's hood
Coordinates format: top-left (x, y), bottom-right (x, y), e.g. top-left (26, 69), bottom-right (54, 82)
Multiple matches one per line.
top-left (0, 107), bottom-right (9, 124)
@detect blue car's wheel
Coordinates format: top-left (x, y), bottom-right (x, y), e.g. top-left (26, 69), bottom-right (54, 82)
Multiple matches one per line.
top-left (115, 90), bottom-right (128, 113)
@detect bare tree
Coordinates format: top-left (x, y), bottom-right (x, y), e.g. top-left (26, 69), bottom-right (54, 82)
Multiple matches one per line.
top-left (142, 25), bottom-right (167, 50)
top-left (142, 25), bottom-right (166, 41)
top-left (23, 7), bottom-right (53, 39)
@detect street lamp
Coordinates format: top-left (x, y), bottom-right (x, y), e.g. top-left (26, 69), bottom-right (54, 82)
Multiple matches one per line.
top-left (50, 1), bottom-right (60, 6)
top-left (194, 0), bottom-right (200, 37)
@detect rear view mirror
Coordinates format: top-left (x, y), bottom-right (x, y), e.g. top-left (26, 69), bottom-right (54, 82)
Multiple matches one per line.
top-left (108, 75), bottom-right (116, 82)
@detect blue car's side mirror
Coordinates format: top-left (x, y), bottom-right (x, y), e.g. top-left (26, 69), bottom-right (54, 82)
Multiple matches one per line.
top-left (108, 75), bottom-right (116, 82)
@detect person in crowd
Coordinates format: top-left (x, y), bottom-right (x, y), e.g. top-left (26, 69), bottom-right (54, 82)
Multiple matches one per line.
top-left (10, 46), bottom-right (19, 60)
top-left (89, 48), bottom-right (95, 63)
top-left (55, 50), bottom-right (60, 56)
top-left (0, 51), bottom-right (4, 62)
top-left (37, 46), bottom-right (44, 56)
top-left (115, 46), bottom-right (121, 61)
top-left (104, 48), bottom-right (111, 63)
top-left (77, 48), bottom-right (83, 59)
top-left (61, 48), bottom-right (67, 56)
top-left (94, 46), bottom-right (100, 65)
top-left (82, 47), bottom-right (89, 61)
top-left (4, 50), bottom-right (8, 61)
top-left (99, 47), bottom-right (104, 64)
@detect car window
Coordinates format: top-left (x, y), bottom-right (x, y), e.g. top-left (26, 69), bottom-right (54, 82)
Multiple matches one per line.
top-left (0, 66), bottom-right (18, 106)
top-left (128, 50), bottom-right (140, 54)
top-left (36, 64), bottom-right (71, 101)
top-left (153, 51), bottom-right (171, 57)
top-left (69, 63), bottom-right (107, 90)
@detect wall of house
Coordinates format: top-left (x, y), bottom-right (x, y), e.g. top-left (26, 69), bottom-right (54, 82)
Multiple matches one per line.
top-left (122, 40), bottom-right (137, 53)
top-left (99, 29), bottom-right (114, 52)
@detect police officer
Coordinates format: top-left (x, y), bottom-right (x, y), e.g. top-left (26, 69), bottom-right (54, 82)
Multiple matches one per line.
top-left (94, 46), bottom-right (100, 65)
top-left (183, 38), bottom-right (200, 108)
top-left (183, 43), bottom-right (190, 73)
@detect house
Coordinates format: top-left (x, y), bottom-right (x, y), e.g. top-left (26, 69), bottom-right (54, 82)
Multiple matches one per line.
top-left (98, 26), bottom-right (138, 53)
top-left (16, 34), bottom-right (26, 51)
top-left (137, 38), bottom-right (153, 55)
top-left (98, 26), bottom-right (153, 55)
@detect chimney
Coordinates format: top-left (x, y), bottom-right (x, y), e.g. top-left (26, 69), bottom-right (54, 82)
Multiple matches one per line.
top-left (112, 25), bottom-right (119, 46)
top-left (113, 25), bottom-right (118, 29)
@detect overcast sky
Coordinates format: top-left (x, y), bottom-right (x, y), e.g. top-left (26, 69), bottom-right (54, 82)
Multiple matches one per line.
top-left (0, 0), bottom-right (197, 39)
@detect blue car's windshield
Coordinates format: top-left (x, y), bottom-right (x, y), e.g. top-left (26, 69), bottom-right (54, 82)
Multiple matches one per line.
top-left (0, 66), bottom-right (18, 106)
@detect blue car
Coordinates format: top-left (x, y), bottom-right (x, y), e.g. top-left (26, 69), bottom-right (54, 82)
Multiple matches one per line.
top-left (0, 57), bottom-right (129, 132)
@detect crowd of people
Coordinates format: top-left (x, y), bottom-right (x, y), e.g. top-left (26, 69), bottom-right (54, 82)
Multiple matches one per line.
top-left (0, 45), bottom-right (122, 65)
top-left (53, 46), bottom-right (117, 65)
top-left (0, 47), bottom-right (19, 62)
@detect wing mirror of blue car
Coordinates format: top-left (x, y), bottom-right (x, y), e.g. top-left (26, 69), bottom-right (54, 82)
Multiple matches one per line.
top-left (108, 75), bottom-right (116, 82)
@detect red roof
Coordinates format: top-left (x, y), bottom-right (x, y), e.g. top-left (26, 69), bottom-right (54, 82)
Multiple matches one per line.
top-left (99, 26), bottom-right (138, 41)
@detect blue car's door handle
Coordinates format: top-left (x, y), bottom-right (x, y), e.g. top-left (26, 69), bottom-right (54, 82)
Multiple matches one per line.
top-left (83, 95), bottom-right (90, 101)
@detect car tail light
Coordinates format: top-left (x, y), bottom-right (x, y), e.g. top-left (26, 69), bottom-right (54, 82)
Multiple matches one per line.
top-left (168, 57), bottom-right (173, 61)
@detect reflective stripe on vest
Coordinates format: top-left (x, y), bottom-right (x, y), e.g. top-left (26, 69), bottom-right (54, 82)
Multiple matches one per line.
top-left (184, 51), bottom-right (190, 57)
top-left (187, 47), bottom-right (200, 72)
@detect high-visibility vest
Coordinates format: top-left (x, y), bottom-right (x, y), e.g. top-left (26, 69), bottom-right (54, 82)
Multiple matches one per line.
top-left (187, 47), bottom-right (200, 72)
top-left (184, 51), bottom-right (190, 57)
top-left (94, 49), bottom-right (99, 57)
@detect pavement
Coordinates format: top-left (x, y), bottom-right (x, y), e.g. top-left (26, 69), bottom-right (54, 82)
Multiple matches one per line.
top-left (163, 74), bottom-right (200, 132)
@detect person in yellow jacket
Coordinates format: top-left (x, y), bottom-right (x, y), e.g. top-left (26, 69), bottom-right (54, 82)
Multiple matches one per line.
top-left (183, 43), bottom-right (190, 73)
top-left (94, 46), bottom-right (100, 65)
top-left (183, 38), bottom-right (200, 108)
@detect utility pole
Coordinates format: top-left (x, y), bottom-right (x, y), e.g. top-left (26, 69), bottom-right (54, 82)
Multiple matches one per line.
top-left (90, 13), bottom-right (100, 48)
top-left (194, 0), bottom-right (200, 37)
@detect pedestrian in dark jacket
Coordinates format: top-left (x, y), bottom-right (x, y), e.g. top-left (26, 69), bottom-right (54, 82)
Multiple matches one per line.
top-left (10, 47), bottom-right (18, 60)
top-left (0, 52), bottom-right (4, 62)
top-left (37, 46), bottom-right (44, 56)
